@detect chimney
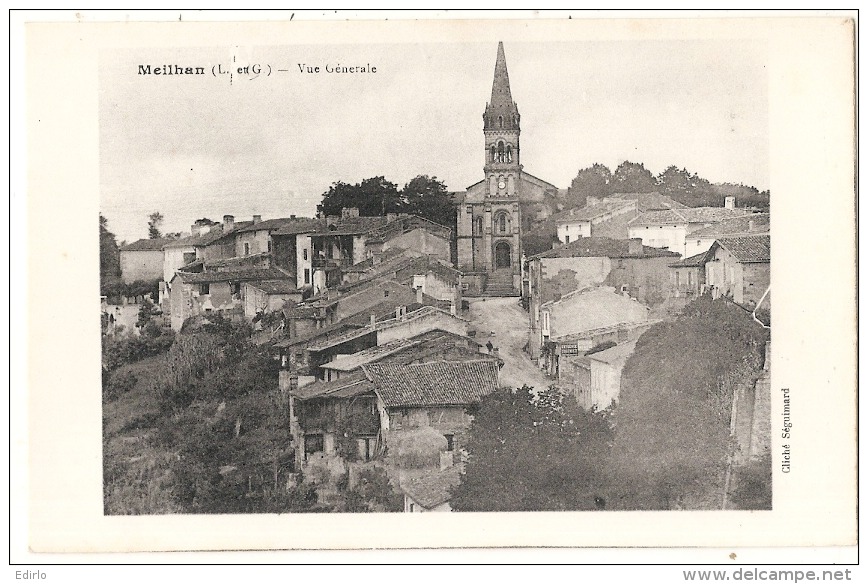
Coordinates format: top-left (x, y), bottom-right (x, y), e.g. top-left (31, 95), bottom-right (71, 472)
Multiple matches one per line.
top-left (223, 215), bottom-right (235, 231)
top-left (191, 223), bottom-right (202, 236)
top-left (416, 287), bottom-right (424, 304)
top-left (386, 212), bottom-right (397, 223)
top-left (724, 196), bottom-right (736, 210)
top-left (253, 214), bottom-right (262, 224)
top-left (370, 314), bottom-right (376, 327)
top-left (290, 214), bottom-right (296, 219)
top-left (627, 238), bottom-right (643, 256)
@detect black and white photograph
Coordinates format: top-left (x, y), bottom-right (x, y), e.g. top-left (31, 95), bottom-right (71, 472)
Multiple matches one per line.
top-left (16, 11), bottom-right (857, 561)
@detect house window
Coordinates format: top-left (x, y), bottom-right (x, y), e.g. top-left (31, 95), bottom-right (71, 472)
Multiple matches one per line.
top-left (267, 240), bottom-right (272, 253)
top-left (444, 434), bottom-right (454, 452)
top-left (304, 268), bottom-right (310, 284)
top-left (232, 282), bottom-right (241, 295)
top-left (384, 290), bottom-right (390, 298)
top-left (199, 283), bottom-right (210, 295)
top-left (564, 235), bottom-right (570, 244)
top-left (675, 272), bottom-right (681, 287)
top-left (304, 434), bottom-right (324, 459)
top-left (409, 503), bottom-right (415, 512)
top-left (688, 271), bottom-right (693, 287)
top-left (466, 205), bottom-right (472, 213)
top-left (244, 242), bottom-right (250, 255)
top-left (303, 249), bottom-right (308, 261)
top-left (565, 225), bottom-right (569, 231)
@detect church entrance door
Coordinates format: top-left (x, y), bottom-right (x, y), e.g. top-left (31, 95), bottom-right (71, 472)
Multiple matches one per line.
top-left (494, 241), bottom-right (511, 269)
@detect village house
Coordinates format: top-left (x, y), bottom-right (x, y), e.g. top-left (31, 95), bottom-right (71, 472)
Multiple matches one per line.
top-left (363, 214), bottom-right (452, 262)
top-left (537, 286), bottom-right (652, 381)
top-left (341, 250), bottom-right (463, 305)
top-left (704, 234), bottom-right (771, 308)
top-left (269, 217), bottom-right (325, 289)
top-left (167, 266), bottom-right (294, 331)
top-left (668, 250), bottom-right (709, 300)
top-left (118, 237), bottom-right (174, 283)
top-left (233, 215), bottom-right (296, 258)
top-left (309, 208), bottom-right (389, 293)
top-left (525, 237), bottom-right (678, 360)
top-left (287, 359), bottom-right (500, 485)
top-left (552, 199), bottom-right (636, 244)
top-left (683, 212), bottom-right (770, 259)
top-left (242, 280), bottom-right (302, 321)
top-left (570, 339), bottom-right (638, 412)
top-left (626, 198), bottom-right (751, 258)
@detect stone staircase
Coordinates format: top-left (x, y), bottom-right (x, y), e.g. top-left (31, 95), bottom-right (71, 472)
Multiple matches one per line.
top-left (483, 270), bottom-right (520, 296)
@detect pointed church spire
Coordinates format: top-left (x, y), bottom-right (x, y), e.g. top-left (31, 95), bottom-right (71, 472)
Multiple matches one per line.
top-left (485, 42), bottom-right (519, 131)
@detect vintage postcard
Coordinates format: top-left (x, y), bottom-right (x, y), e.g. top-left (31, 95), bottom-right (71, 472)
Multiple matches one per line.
top-left (16, 11), bottom-right (857, 560)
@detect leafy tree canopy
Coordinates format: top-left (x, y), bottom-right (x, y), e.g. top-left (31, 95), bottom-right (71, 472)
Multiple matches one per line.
top-left (612, 160), bottom-right (658, 194)
top-left (148, 211), bottom-right (165, 239)
top-left (99, 214), bottom-right (122, 291)
top-left (565, 163), bottom-right (612, 209)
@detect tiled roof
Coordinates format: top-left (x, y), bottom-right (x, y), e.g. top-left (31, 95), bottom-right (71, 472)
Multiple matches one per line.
top-left (311, 216), bottom-right (389, 236)
top-left (587, 339), bottom-right (638, 365)
top-left (119, 237), bottom-right (175, 251)
top-left (669, 250), bottom-right (711, 268)
top-left (543, 286), bottom-right (650, 341)
top-left (175, 267), bottom-right (293, 284)
top-left (365, 215), bottom-right (451, 243)
top-left (714, 234), bottom-right (771, 263)
top-left (272, 321), bottom-right (364, 348)
top-left (400, 465), bottom-right (463, 509)
top-left (291, 372), bottom-right (376, 401)
top-left (321, 329), bottom-right (487, 372)
top-left (272, 218), bottom-right (327, 236)
top-left (246, 280), bottom-right (299, 294)
top-left (342, 247), bottom-right (410, 272)
top-left (204, 252), bottom-right (271, 269)
top-left (363, 360), bottom-right (499, 408)
top-left (688, 213), bottom-right (770, 238)
top-left (550, 200), bottom-right (634, 223)
top-left (607, 192), bottom-right (687, 212)
top-left (164, 222), bottom-right (253, 248)
top-left (340, 301), bottom-right (427, 328)
top-left (629, 207), bottom-right (749, 226)
top-left (234, 218), bottom-right (297, 233)
top-left (533, 237), bottom-right (680, 259)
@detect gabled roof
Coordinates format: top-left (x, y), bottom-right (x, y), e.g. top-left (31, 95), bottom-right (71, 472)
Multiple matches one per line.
top-left (363, 360), bottom-right (499, 408)
top-left (400, 465), bottom-right (463, 509)
top-left (712, 234), bottom-right (771, 263)
top-left (163, 222), bottom-right (253, 248)
top-left (669, 250), bottom-right (711, 268)
top-left (688, 213), bottom-right (770, 238)
top-left (532, 237), bottom-right (680, 260)
top-left (550, 200), bottom-right (634, 223)
top-left (365, 215), bottom-right (451, 243)
top-left (273, 321), bottom-right (364, 349)
top-left (272, 217), bottom-right (327, 236)
top-left (586, 339), bottom-right (638, 365)
top-left (120, 237), bottom-right (175, 252)
top-left (246, 280), bottom-right (299, 294)
top-left (234, 218), bottom-right (297, 233)
top-left (607, 192), bottom-right (687, 212)
top-left (291, 372), bottom-right (377, 401)
top-left (173, 267), bottom-right (293, 284)
top-left (311, 216), bottom-right (389, 236)
top-left (204, 252), bottom-right (271, 269)
top-left (542, 286), bottom-right (650, 341)
top-left (629, 207), bottom-right (749, 226)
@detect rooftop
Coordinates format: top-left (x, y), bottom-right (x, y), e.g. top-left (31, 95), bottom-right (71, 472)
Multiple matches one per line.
top-left (119, 237), bottom-right (176, 252)
top-left (272, 217), bottom-right (327, 236)
top-left (174, 267), bottom-right (293, 284)
top-left (363, 359), bottom-right (500, 408)
top-left (629, 207), bottom-right (750, 226)
top-left (246, 280), bottom-right (299, 294)
top-left (606, 192), bottom-right (687, 212)
top-left (550, 200), bottom-right (634, 223)
top-left (714, 234), bottom-right (771, 263)
top-left (164, 222), bottom-right (254, 248)
top-left (533, 237), bottom-right (680, 260)
top-left (688, 213), bottom-right (770, 238)
top-left (234, 218), bottom-right (297, 233)
top-left (669, 250), bottom-right (711, 268)
top-left (586, 339), bottom-right (638, 365)
top-left (365, 215), bottom-right (451, 243)
top-left (291, 372), bottom-right (376, 401)
top-left (311, 216), bottom-right (389, 236)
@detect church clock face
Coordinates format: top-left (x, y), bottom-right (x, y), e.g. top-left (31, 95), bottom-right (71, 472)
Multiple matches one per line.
top-left (498, 180), bottom-right (506, 190)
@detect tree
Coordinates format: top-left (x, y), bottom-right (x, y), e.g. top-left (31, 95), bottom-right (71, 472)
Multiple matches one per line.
top-left (609, 296), bottom-right (769, 509)
top-left (148, 211), bottom-right (165, 239)
top-left (318, 177), bottom-right (401, 217)
top-left (400, 175), bottom-right (455, 226)
top-left (657, 165), bottom-right (715, 207)
top-left (612, 161), bottom-right (657, 193)
top-left (451, 386), bottom-right (613, 512)
top-left (565, 163), bottom-right (612, 209)
top-left (99, 214), bottom-right (122, 291)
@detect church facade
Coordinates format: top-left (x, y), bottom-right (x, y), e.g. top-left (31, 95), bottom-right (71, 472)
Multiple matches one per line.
top-left (456, 42), bottom-right (561, 295)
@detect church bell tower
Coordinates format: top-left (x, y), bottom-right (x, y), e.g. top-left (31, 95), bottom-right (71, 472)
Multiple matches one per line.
top-left (483, 41), bottom-right (521, 198)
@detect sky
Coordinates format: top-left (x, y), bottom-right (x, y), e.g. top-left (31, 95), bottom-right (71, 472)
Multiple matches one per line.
top-left (99, 39), bottom-right (768, 242)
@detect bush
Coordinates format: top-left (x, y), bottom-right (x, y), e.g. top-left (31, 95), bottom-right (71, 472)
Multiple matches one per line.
top-left (102, 331), bottom-right (175, 372)
top-left (106, 369), bottom-right (138, 401)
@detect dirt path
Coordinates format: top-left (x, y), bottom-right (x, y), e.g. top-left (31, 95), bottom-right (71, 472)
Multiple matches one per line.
top-left (467, 297), bottom-right (552, 391)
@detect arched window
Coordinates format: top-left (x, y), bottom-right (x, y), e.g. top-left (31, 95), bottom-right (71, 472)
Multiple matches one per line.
top-left (499, 214), bottom-right (506, 232)
top-left (506, 145), bottom-right (512, 163)
top-left (513, 114), bottom-right (518, 127)
top-left (498, 116), bottom-right (503, 128)
top-left (490, 145), bottom-right (496, 162)
top-left (475, 216), bottom-right (483, 235)
top-left (497, 141), bottom-right (504, 162)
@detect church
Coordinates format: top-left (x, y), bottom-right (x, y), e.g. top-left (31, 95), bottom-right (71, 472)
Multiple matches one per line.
top-left (455, 42), bottom-right (561, 295)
